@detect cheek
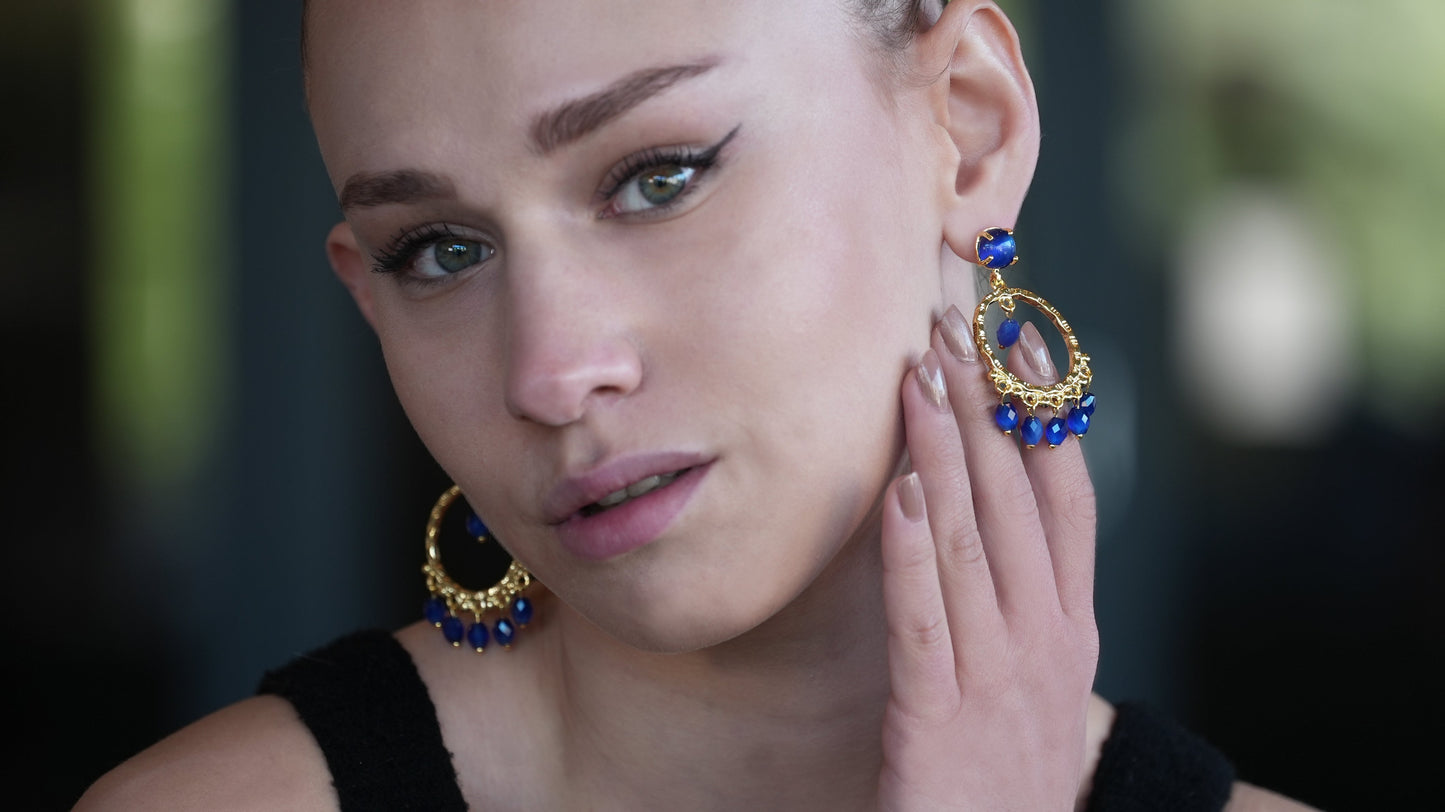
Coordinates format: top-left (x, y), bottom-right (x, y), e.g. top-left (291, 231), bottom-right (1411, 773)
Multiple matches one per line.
top-left (690, 130), bottom-right (937, 402)
top-left (371, 296), bottom-right (507, 477)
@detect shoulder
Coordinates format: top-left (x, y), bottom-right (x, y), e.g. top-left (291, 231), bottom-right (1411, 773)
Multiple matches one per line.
top-left (74, 695), bottom-right (337, 811)
top-left (1225, 783), bottom-right (1323, 812)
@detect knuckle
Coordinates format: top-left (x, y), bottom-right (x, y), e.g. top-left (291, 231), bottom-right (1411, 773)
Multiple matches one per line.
top-left (1054, 478), bottom-right (1098, 538)
top-left (901, 610), bottom-right (951, 652)
top-left (993, 463), bottom-right (1041, 516)
top-left (940, 524), bottom-right (985, 565)
top-left (884, 530), bottom-right (937, 575)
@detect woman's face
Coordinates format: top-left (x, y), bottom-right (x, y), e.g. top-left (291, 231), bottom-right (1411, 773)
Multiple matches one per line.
top-left (309, 0), bottom-right (958, 651)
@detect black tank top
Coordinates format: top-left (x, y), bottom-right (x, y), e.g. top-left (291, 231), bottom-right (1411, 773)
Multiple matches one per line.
top-left (259, 630), bottom-right (1235, 811)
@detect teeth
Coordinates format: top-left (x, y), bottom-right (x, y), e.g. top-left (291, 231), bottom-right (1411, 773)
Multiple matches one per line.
top-left (591, 470), bottom-right (682, 511)
top-left (596, 488), bottom-right (629, 508)
top-left (627, 475), bottom-right (662, 497)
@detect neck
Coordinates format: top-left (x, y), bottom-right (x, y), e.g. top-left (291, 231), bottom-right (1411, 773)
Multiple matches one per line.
top-left (545, 512), bottom-right (892, 811)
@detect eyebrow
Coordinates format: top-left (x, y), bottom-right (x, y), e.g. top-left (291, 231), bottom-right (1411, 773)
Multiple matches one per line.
top-left (529, 60), bottom-right (717, 155)
top-left (339, 169), bottom-right (455, 212)
top-left (337, 60), bottom-right (718, 211)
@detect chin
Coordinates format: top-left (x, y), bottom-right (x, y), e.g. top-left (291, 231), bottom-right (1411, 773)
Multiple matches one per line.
top-left (574, 574), bottom-right (792, 655)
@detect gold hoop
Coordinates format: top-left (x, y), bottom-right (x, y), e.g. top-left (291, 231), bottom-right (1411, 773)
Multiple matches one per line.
top-left (422, 485), bottom-right (535, 650)
top-left (971, 276), bottom-right (1093, 412)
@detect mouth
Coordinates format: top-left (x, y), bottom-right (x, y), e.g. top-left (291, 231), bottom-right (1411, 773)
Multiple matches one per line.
top-left (551, 458), bottom-right (713, 562)
top-left (543, 451), bottom-right (713, 526)
top-left (579, 467), bottom-right (694, 517)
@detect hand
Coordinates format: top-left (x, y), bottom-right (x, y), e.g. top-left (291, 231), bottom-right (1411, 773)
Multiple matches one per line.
top-left (876, 307), bottom-right (1100, 811)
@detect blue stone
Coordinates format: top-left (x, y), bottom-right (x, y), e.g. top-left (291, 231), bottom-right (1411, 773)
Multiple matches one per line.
top-left (1077, 392), bottom-right (1096, 416)
top-left (464, 510), bottom-right (489, 539)
top-left (1045, 417), bottom-right (1068, 447)
top-left (511, 596), bottom-right (534, 627)
top-left (466, 621), bottom-right (489, 652)
top-left (441, 615), bottom-right (465, 646)
top-left (995, 401), bottom-right (1020, 432)
top-left (494, 618), bottom-right (517, 647)
top-left (1067, 408), bottom-right (1090, 437)
top-left (1020, 415), bottom-right (1044, 447)
top-left (997, 318), bottom-right (1021, 348)
top-left (424, 597), bottom-right (448, 626)
top-left (977, 228), bottom-right (1017, 269)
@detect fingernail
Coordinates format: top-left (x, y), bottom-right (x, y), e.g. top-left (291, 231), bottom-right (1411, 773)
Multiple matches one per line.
top-left (916, 349), bottom-right (947, 408)
top-left (1019, 321), bottom-right (1056, 382)
top-left (940, 305), bottom-right (977, 362)
top-left (899, 472), bottom-right (925, 521)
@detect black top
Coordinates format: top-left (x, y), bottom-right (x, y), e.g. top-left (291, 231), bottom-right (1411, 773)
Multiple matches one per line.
top-left (259, 630), bottom-right (1235, 811)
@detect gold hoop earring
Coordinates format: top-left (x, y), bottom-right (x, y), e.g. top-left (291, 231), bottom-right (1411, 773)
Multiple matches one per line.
top-left (969, 228), bottom-right (1096, 448)
top-left (422, 485), bottom-right (536, 651)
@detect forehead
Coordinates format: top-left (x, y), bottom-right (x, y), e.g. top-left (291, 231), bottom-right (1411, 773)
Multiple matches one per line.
top-left (305, 0), bottom-right (866, 180)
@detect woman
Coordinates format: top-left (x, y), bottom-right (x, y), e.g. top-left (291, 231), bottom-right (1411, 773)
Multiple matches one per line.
top-left (78, 1), bottom-right (1317, 809)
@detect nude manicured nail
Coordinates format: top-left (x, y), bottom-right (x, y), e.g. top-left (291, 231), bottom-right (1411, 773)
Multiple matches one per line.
top-left (916, 349), bottom-right (947, 408)
top-left (940, 305), bottom-right (977, 362)
top-left (898, 472), bottom-right (925, 521)
top-left (1019, 321), bottom-right (1056, 382)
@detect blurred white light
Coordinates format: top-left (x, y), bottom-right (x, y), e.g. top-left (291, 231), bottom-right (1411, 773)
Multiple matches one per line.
top-left (1173, 184), bottom-right (1357, 444)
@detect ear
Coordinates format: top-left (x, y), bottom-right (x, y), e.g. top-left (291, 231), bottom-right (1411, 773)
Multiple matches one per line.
top-left (915, 1), bottom-right (1040, 260)
top-left (325, 220), bottom-right (379, 330)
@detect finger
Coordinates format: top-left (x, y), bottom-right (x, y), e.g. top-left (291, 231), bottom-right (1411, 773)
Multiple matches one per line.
top-left (901, 350), bottom-right (1005, 654)
top-left (880, 472), bottom-right (961, 720)
top-left (935, 306), bottom-right (1056, 616)
top-left (1009, 321), bottom-right (1097, 618)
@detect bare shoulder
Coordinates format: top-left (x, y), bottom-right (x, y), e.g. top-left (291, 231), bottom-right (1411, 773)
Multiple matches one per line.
top-left (1226, 781), bottom-right (1324, 812)
top-left (74, 695), bottom-right (336, 812)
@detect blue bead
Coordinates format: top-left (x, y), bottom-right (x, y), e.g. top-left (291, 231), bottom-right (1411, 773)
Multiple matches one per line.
top-left (511, 596), bottom-right (534, 627)
top-left (1067, 408), bottom-right (1090, 437)
top-left (1045, 417), bottom-right (1068, 447)
top-left (995, 401), bottom-right (1020, 432)
top-left (494, 618), bottom-right (517, 647)
top-left (464, 511), bottom-right (489, 539)
top-left (424, 597), bottom-right (448, 626)
top-left (977, 228), bottom-right (1017, 269)
top-left (466, 621), bottom-right (489, 652)
top-left (441, 615), bottom-right (465, 645)
top-left (997, 318), bottom-right (1021, 348)
top-left (1077, 392), bottom-right (1096, 416)
top-left (1020, 415), bottom-right (1044, 447)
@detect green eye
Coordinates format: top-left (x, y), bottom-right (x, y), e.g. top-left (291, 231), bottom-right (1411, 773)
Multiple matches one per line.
top-left (431, 240), bottom-right (490, 274)
top-left (638, 165), bottom-right (692, 205)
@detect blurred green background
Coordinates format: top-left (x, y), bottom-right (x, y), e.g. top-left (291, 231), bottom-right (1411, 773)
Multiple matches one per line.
top-left (3, 1), bottom-right (1440, 808)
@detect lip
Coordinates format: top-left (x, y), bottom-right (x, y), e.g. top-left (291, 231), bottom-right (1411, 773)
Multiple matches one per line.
top-left (543, 451), bottom-right (713, 524)
top-left (546, 453), bottom-right (713, 562)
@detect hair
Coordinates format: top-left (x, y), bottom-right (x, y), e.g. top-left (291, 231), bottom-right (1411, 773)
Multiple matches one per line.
top-left (299, 1), bottom-right (939, 81)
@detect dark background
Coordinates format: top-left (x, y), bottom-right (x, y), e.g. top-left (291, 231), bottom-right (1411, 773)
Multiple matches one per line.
top-left (3, 1), bottom-right (1439, 809)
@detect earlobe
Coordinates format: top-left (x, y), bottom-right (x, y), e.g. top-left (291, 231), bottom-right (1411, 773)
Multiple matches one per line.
top-left (917, 0), bottom-right (1040, 257)
top-left (326, 221), bottom-right (379, 330)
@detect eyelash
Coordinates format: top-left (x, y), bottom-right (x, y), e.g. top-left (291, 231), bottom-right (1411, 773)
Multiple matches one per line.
top-left (371, 223), bottom-right (471, 279)
top-left (369, 125), bottom-right (741, 283)
top-left (595, 125), bottom-right (739, 215)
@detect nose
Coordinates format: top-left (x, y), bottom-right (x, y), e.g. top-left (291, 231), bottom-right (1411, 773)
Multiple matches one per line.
top-left (502, 254), bottom-right (644, 427)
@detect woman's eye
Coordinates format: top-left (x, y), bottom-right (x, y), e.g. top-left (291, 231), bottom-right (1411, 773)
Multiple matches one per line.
top-left (415, 238), bottom-right (494, 278)
top-left (612, 164), bottom-right (697, 215)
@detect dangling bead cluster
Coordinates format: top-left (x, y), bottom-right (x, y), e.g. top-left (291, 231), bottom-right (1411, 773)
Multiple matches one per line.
top-left (970, 227), bottom-right (1095, 449)
top-left (994, 391), bottom-right (1096, 448)
top-left (424, 590), bottom-right (534, 652)
top-left (422, 485), bottom-right (536, 653)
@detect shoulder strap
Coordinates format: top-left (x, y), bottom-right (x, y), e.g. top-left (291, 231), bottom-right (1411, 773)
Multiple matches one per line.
top-left (1084, 701), bottom-right (1236, 812)
top-left (257, 629), bottom-right (468, 812)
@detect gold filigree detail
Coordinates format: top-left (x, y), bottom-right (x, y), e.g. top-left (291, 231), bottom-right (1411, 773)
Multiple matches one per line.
top-left (423, 485), bottom-right (534, 620)
top-left (972, 279), bottom-right (1092, 413)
